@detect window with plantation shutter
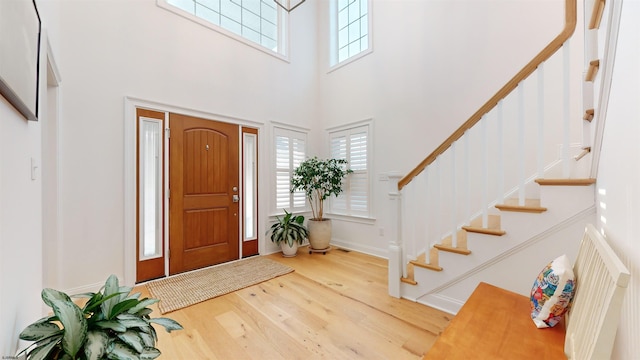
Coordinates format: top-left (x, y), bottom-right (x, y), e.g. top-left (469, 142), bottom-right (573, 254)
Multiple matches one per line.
top-left (274, 127), bottom-right (307, 214)
top-left (328, 121), bottom-right (371, 217)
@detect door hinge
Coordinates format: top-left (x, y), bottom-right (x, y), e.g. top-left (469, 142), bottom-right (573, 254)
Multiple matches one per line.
top-left (165, 128), bottom-right (170, 138)
top-left (167, 189), bottom-right (170, 199)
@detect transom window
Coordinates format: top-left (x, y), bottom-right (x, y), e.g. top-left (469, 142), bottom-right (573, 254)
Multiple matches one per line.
top-left (160, 0), bottom-right (286, 57)
top-left (330, 0), bottom-right (372, 68)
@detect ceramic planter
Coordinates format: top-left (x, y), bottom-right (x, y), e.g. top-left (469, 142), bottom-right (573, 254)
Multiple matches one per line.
top-left (307, 219), bottom-right (331, 250)
top-left (280, 241), bottom-right (299, 257)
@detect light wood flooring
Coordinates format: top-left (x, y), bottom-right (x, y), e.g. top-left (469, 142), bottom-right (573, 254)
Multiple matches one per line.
top-left (138, 246), bottom-right (452, 359)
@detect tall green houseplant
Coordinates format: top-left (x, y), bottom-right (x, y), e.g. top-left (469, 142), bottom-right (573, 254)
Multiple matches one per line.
top-left (290, 157), bottom-right (352, 252)
top-left (290, 157), bottom-right (352, 221)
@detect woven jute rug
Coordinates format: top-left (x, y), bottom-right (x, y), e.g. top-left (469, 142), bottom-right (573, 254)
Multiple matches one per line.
top-left (146, 256), bottom-right (294, 314)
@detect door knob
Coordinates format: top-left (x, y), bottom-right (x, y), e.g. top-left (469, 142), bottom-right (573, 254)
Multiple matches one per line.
top-left (232, 195), bottom-right (239, 203)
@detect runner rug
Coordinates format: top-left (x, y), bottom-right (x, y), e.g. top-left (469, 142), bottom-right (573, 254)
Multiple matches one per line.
top-left (146, 256), bottom-right (294, 314)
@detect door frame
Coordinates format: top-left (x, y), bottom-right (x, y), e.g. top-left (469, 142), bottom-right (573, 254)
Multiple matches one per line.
top-left (124, 97), bottom-right (264, 285)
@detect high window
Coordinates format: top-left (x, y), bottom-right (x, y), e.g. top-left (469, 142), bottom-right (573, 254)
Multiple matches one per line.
top-left (274, 126), bottom-right (307, 214)
top-left (330, 0), bottom-right (372, 68)
top-left (160, 0), bottom-right (286, 57)
top-left (328, 121), bottom-right (371, 217)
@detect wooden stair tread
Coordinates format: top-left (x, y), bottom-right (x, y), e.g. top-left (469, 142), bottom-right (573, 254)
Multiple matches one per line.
top-left (462, 215), bottom-right (506, 236)
top-left (495, 198), bottom-right (547, 213)
top-left (574, 147), bottom-right (591, 161)
top-left (535, 178), bottom-right (596, 186)
top-left (401, 277), bottom-right (417, 285)
top-left (434, 244), bottom-right (471, 255)
top-left (410, 260), bottom-right (443, 272)
top-left (462, 226), bottom-right (507, 236)
top-left (585, 59), bottom-right (600, 82)
top-left (583, 108), bottom-right (595, 122)
top-left (589, 0), bottom-right (606, 29)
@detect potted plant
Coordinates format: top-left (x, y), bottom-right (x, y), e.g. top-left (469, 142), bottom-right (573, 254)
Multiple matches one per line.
top-left (267, 210), bottom-right (308, 257)
top-left (17, 274), bottom-right (182, 360)
top-left (290, 157), bottom-right (352, 252)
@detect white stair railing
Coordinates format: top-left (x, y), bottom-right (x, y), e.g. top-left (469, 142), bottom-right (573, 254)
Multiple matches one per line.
top-left (388, 0), bottom-right (579, 297)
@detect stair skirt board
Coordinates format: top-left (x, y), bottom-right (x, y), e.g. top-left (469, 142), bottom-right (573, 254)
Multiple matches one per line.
top-left (402, 207), bottom-right (596, 314)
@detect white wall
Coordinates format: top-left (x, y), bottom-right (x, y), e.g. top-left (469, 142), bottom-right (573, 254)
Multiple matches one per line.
top-left (0, 99), bottom-right (43, 355)
top-left (50, 0), bottom-right (318, 291)
top-left (316, 0), bottom-right (583, 256)
top-left (594, 1), bottom-right (640, 357)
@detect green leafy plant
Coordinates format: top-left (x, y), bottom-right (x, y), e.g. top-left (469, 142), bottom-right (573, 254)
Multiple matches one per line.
top-left (290, 157), bottom-right (353, 221)
top-left (17, 274), bottom-right (182, 360)
top-left (266, 210), bottom-right (308, 247)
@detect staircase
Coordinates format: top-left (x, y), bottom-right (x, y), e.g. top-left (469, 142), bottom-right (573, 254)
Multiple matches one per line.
top-left (388, 0), bottom-right (613, 314)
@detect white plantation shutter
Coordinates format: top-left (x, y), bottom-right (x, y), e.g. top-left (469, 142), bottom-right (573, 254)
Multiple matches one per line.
top-left (349, 131), bottom-right (368, 212)
top-left (274, 128), bottom-right (307, 213)
top-left (331, 136), bottom-right (348, 211)
top-left (292, 138), bottom-right (307, 208)
top-left (329, 123), bottom-right (370, 217)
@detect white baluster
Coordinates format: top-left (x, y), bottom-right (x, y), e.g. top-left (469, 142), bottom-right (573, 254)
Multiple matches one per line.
top-left (422, 167), bottom-right (430, 258)
top-left (481, 116), bottom-right (488, 228)
top-left (497, 100), bottom-right (505, 204)
top-left (563, 40), bottom-right (571, 177)
top-left (538, 63), bottom-right (545, 178)
top-left (583, 77), bottom-right (594, 148)
top-left (451, 142), bottom-right (457, 248)
top-left (433, 156), bottom-right (441, 256)
top-left (518, 82), bottom-right (526, 206)
top-left (464, 131), bottom-right (470, 223)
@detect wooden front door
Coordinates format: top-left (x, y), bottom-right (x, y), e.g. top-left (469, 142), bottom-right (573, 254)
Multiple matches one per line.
top-left (169, 113), bottom-right (240, 275)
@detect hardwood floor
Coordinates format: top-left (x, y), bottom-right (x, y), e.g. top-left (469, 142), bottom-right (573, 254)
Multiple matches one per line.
top-left (139, 246), bottom-right (452, 359)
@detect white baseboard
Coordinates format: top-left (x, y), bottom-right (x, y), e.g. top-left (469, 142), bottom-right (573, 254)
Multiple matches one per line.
top-left (329, 238), bottom-right (387, 259)
top-left (417, 293), bottom-right (463, 315)
top-left (63, 280), bottom-right (108, 296)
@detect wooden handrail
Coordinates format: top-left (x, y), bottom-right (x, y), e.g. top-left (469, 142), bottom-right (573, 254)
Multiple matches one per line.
top-left (398, 0), bottom-right (577, 190)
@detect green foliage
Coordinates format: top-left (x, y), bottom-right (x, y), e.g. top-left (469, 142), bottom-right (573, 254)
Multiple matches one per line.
top-left (18, 275), bottom-right (183, 360)
top-left (290, 157), bottom-right (353, 220)
top-left (266, 210), bottom-right (308, 247)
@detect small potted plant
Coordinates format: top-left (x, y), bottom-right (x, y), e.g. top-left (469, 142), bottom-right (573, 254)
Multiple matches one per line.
top-left (17, 274), bottom-right (182, 359)
top-left (290, 157), bottom-right (352, 252)
top-left (267, 210), bottom-right (308, 257)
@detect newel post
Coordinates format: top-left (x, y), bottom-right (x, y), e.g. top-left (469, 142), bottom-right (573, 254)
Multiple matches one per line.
top-left (388, 172), bottom-right (403, 298)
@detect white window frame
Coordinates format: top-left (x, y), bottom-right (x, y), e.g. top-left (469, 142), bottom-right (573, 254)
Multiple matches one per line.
top-left (273, 125), bottom-right (308, 215)
top-left (138, 117), bottom-right (164, 261)
top-left (328, 0), bottom-right (373, 72)
top-left (327, 119), bottom-right (373, 219)
top-left (243, 131), bottom-right (258, 241)
top-left (158, 0), bottom-right (290, 61)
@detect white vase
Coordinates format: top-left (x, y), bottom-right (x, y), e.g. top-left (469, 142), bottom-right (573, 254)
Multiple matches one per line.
top-left (280, 241), bottom-right (299, 257)
top-left (307, 219), bottom-right (332, 250)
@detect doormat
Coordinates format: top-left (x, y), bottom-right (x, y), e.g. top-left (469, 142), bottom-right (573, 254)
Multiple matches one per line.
top-left (146, 256), bottom-right (294, 314)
